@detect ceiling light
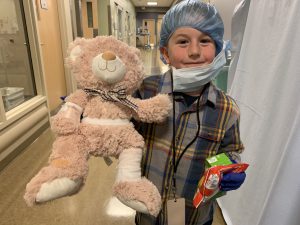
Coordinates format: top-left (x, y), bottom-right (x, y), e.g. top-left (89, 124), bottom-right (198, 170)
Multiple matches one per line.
top-left (147, 2), bottom-right (158, 6)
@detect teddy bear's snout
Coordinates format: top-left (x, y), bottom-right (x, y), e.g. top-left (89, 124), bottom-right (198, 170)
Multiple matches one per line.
top-left (102, 51), bottom-right (116, 61)
top-left (92, 50), bottom-right (126, 84)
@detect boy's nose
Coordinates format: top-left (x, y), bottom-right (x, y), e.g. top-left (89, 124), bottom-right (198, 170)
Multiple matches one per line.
top-left (188, 43), bottom-right (201, 58)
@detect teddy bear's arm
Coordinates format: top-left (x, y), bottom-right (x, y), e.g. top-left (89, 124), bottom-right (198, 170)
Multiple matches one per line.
top-left (64, 89), bottom-right (89, 108)
top-left (51, 90), bottom-right (88, 135)
top-left (129, 94), bottom-right (172, 123)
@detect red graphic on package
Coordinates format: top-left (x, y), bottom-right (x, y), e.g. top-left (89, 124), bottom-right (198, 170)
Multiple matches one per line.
top-left (193, 163), bottom-right (249, 208)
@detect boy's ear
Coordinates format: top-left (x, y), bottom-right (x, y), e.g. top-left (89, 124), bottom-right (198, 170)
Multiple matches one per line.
top-left (160, 47), bottom-right (170, 64)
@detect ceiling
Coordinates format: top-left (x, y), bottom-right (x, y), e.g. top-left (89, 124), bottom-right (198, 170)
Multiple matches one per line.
top-left (131, 0), bottom-right (175, 7)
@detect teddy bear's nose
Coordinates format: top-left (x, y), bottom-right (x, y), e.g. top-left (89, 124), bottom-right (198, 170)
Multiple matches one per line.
top-left (102, 51), bottom-right (116, 61)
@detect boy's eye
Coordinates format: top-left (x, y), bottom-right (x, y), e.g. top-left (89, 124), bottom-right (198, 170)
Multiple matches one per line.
top-left (176, 39), bottom-right (189, 45)
top-left (200, 38), bottom-right (213, 44)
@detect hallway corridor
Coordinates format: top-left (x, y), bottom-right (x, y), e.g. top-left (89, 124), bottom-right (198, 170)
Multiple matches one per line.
top-left (0, 48), bottom-right (226, 225)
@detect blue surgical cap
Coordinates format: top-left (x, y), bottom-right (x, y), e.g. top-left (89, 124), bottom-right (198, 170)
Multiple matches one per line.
top-left (160, 0), bottom-right (224, 63)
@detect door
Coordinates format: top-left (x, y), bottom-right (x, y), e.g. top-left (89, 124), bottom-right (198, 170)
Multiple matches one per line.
top-left (36, 0), bottom-right (67, 111)
top-left (142, 19), bottom-right (156, 46)
top-left (81, 0), bottom-right (98, 38)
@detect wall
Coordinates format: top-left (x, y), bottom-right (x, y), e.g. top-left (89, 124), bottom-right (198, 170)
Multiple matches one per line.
top-left (211, 0), bottom-right (242, 40)
top-left (109, 0), bottom-right (136, 46)
top-left (98, 0), bottom-right (110, 35)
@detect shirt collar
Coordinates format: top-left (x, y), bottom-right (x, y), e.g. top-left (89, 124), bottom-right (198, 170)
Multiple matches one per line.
top-left (160, 69), bottom-right (217, 107)
top-left (160, 70), bottom-right (173, 94)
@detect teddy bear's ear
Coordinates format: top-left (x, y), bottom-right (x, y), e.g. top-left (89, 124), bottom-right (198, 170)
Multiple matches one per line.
top-left (69, 45), bottom-right (82, 62)
top-left (67, 37), bottom-right (88, 62)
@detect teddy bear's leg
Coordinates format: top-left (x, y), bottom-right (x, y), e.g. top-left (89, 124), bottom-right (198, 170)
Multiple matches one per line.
top-left (24, 134), bottom-right (89, 206)
top-left (112, 148), bottom-right (161, 217)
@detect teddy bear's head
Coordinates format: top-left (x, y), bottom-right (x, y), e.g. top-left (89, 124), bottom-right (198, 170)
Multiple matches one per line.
top-left (66, 36), bottom-right (145, 94)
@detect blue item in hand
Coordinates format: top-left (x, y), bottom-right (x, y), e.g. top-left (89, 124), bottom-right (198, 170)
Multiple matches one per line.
top-left (220, 172), bottom-right (246, 191)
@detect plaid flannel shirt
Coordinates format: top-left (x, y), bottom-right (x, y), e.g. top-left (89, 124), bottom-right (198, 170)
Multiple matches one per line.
top-left (135, 70), bottom-right (244, 225)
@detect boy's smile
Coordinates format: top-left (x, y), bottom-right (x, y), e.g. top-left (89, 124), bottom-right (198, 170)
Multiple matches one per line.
top-left (160, 27), bottom-right (216, 69)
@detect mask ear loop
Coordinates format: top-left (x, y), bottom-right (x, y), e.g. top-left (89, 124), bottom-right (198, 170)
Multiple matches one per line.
top-left (171, 72), bottom-right (210, 200)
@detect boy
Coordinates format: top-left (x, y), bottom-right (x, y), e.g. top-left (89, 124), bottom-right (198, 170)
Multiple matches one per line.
top-left (135, 1), bottom-right (246, 224)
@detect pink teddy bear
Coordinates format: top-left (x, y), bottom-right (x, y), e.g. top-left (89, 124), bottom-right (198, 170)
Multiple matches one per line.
top-left (24, 36), bottom-right (171, 216)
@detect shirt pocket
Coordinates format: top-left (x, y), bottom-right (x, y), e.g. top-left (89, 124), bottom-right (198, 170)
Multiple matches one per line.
top-left (197, 125), bottom-right (225, 156)
top-left (198, 125), bottom-right (225, 142)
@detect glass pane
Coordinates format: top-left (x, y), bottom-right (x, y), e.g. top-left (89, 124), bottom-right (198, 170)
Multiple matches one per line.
top-left (86, 2), bottom-right (93, 28)
top-left (0, 0), bottom-right (36, 112)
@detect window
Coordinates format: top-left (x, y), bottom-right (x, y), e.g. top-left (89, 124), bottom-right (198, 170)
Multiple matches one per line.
top-left (86, 2), bottom-right (93, 28)
top-left (0, 0), bottom-right (37, 113)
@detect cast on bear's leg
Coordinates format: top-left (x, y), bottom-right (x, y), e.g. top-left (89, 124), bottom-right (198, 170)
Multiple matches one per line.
top-left (112, 148), bottom-right (161, 216)
top-left (24, 134), bottom-right (89, 206)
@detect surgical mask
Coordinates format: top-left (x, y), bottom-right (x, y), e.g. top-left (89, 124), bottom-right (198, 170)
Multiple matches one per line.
top-left (172, 49), bottom-right (226, 93)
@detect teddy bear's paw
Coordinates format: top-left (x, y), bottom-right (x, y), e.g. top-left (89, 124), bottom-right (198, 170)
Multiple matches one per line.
top-left (112, 177), bottom-right (161, 216)
top-left (36, 177), bottom-right (82, 203)
top-left (157, 94), bottom-right (172, 108)
top-left (118, 199), bottom-right (149, 214)
top-left (152, 94), bottom-right (172, 122)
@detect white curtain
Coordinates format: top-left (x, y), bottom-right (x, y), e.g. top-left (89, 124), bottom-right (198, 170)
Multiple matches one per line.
top-left (227, 0), bottom-right (250, 90)
top-left (218, 1), bottom-right (300, 225)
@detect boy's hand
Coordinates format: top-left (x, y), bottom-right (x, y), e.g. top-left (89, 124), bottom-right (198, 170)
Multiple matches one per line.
top-left (220, 172), bottom-right (246, 191)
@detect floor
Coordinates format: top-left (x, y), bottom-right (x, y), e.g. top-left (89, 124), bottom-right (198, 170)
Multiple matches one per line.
top-left (0, 47), bottom-right (227, 225)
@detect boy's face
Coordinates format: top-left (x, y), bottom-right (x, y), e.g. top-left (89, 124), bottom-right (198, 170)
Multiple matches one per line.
top-left (161, 27), bottom-right (216, 69)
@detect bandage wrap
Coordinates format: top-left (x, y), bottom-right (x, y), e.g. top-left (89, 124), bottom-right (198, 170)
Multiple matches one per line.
top-left (60, 102), bottom-right (83, 124)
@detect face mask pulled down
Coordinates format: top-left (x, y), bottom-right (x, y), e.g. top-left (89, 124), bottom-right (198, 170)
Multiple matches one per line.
top-left (172, 50), bottom-right (226, 93)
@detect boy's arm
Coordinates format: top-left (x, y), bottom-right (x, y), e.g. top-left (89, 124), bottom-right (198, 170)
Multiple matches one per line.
top-left (218, 98), bottom-right (244, 162)
top-left (218, 106), bottom-right (246, 191)
top-left (219, 116), bottom-right (244, 162)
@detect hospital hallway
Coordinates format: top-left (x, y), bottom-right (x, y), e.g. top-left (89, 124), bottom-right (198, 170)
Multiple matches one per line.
top-left (0, 47), bottom-right (227, 225)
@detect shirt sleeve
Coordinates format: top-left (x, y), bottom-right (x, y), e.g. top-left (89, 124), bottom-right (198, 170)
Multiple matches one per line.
top-left (218, 98), bottom-right (244, 162)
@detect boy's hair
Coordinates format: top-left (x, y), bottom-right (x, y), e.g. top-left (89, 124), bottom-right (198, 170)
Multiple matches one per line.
top-left (160, 0), bottom-right (224, 62)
